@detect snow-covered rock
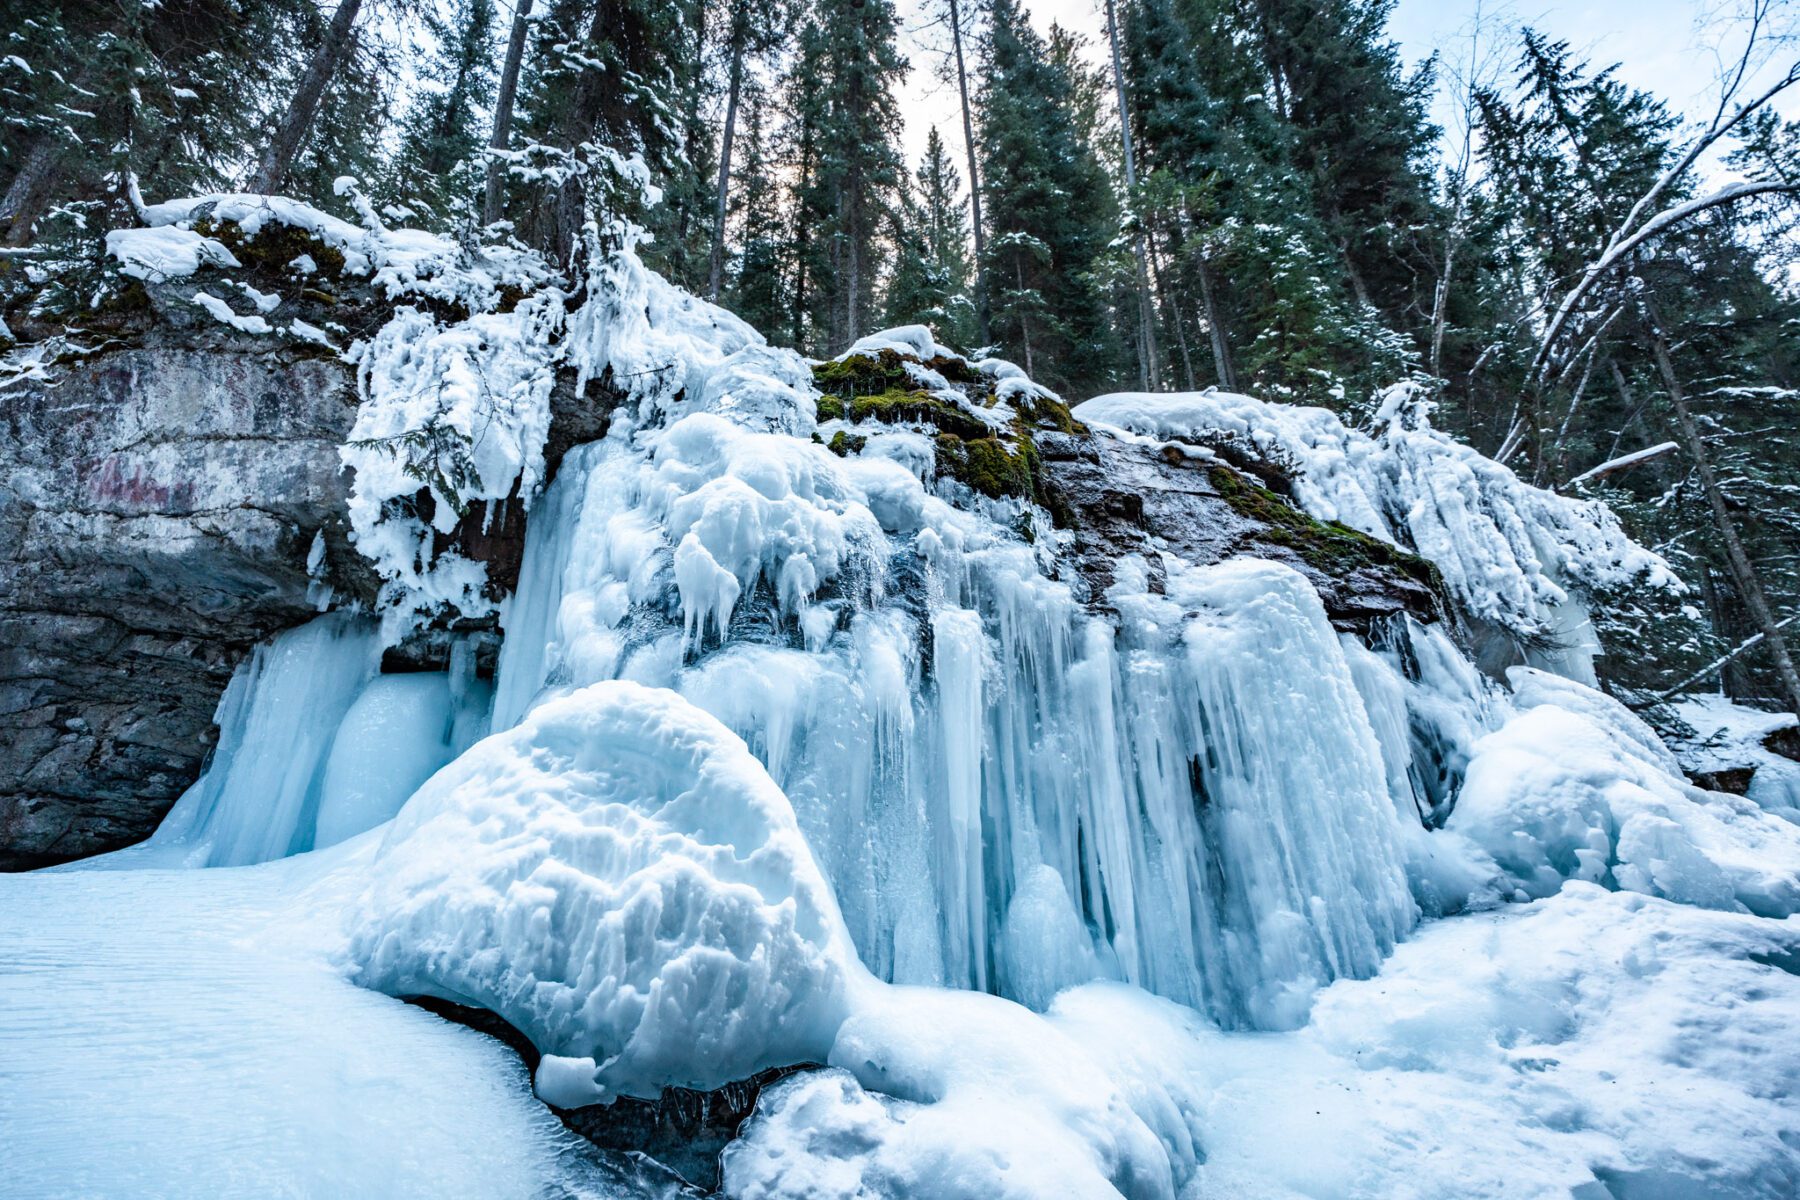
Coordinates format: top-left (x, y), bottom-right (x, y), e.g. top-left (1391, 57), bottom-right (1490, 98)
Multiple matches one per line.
top-left (347, 680), bottom-right (859, 1103)
top-left (1074, 387), bottom-right (1678, 679)
top-left (1451, 668), bottom-right (1800, 915)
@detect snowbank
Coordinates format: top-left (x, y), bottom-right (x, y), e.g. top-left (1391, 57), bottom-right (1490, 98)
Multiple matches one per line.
top-left (1671, 694), bottom-right (1800, 820)
top-left (726, 982), bottom-right (1205, 1199)
top-left (346, 680), bottom-right (859, 1103)
top-left (1172, 883), bottom-right (1800, 1198)
top-left (1451, 668), bottom-right (1800, 914)
top-left (1074, 387), bottom-right (1676, 658)
top-left (0, 852), bottom-right (635, 1199)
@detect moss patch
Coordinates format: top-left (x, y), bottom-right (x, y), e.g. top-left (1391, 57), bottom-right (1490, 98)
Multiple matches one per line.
top-left (813, 351), bottom-right (1089, 506)
top-left (1013, 388), bottom-right (1082, 434)
top-left (935, 432), bottom-right (1039, 500)
top-left (195, 217), bottom-right (347, 280)
top-left (813, 349), bottom-right (916, 398)
top-left (1209, 465), bottom-right (1441, 589)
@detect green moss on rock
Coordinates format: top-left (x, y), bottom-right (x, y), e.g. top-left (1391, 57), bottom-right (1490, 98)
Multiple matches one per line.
top-left (827, 430), bottom-right (867, 457)
top-left (812, 351), bottom-right (1084, 505)
top-left (1208, 465), bottom-right (1441, 589)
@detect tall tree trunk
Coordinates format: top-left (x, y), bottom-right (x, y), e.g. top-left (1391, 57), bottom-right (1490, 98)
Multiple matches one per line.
top-left (1147, 232), bottom-right (1195, 391)
top-left (948, 0), bottom-right (989, 346)
top-left (1648, 315), bottom-right (1800, 718)
top-left (250, 0), bottom-right (365, 195)
top-left (1195, 255), bottom-right (1236, 392)
top-left (792, 122), bottom-right (813, 348)
top-left (0, 139), bottom-right (63, 246)
top-left (707, 6), bottom-right (748, 301)
top-left (1015, 257), bottom-right (1035, 377)
top-left (1101, 0), bottom-right (1160, 391)
top-left (482, 0), bottom-right (536, 227)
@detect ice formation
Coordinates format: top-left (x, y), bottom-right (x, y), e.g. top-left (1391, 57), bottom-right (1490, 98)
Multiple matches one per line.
top-left (17, 202), bottom-right (1800, 1197)
top-left (1074, 387), bottom-right (1679, 680)
top-left (104, 613), bottom-right (491, 869)
top-left (347, 681), bottom-right (859, 1103)
top-left (1451, 668), bottom-right (1800, 915)
top-left (482, 293), bottom-right (1450, 1026)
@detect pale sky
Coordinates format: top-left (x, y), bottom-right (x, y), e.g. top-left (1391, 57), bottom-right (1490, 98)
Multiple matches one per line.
top-left (892, 0), bottom-right (1800, 181)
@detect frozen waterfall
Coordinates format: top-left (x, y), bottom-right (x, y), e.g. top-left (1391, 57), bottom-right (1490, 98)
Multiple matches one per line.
top-left (481, 391), bottom-right (1482, 1028)
top-left (97, 612), bottom-right (494, 869)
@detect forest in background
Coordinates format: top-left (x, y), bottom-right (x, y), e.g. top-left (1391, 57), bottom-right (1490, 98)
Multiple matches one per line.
top-left (2, 0), bottom-right (1799, 713)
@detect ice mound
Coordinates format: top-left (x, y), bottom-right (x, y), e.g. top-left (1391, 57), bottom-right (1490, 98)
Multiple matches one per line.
top-left (1074, 387), bottom-right (1676, 657)
top-left (346, 680), bottom-right (858, 1103)
top-left (724, 983), bottom-right (1207, 1200)
top-left (1177, 883), bottom-right (1800, 1198)
top-left (1451, 668), bottom-right (1800, 915)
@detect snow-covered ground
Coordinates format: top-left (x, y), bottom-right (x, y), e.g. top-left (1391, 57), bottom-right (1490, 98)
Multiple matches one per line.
top-left (8, 198), bottom-right (1800, 1198)
top-left (0, 844), bottom-right (675, 1199)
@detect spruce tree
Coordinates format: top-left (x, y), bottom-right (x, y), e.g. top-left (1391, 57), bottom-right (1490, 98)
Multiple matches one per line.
top-left (978, 0), bottom-right (1120, 393)
top-left (511, 0), bottom-right (687, 261)
top-left (724, 84), bottom-right (790, 336)
top-left (388, 0), bottom-right (498, 228)
top-left (884, 128), bottom-right (975, 346)
top-left (781, 0), bottom-right (908, 353)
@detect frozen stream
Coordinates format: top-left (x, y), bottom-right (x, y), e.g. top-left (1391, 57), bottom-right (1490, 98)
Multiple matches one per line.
top-left (0, 847), bottom-right (667, 1199)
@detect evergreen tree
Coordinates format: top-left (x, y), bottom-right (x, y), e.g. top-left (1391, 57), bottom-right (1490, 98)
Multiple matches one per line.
top-left (978, 0), bottom-right (1120, 393)
top-left (388, 0), bottom-right (498, 228)
top-left (724, 83), bottom-right (790, 336)
top-left (0, 0), bottom-right (320, 243)
top-left (510, 0), bottom-right (687, 260)
top-left (780, 0), bottom-right (908, 353)
top-left (883, 128), bottom-right (975, 345)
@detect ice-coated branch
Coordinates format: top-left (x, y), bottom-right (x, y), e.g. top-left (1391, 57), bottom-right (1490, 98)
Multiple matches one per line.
top-left (1533, 178), bottom-right (1800, 385)
top-left (1656, 613), bottom-right (1799, 700)
top-left (1567, 440), bottom-right (1680, 487)
top-left (1530, 45), bottom-right (1800, 382)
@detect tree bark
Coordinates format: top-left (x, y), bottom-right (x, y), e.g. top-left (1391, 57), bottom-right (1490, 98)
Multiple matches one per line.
top-left (0, 139), bottom-right (63, 246)
top-left (948, 0), bottom-right (989, 346)
top-left (707, 4), bottom-right (749, 301)
top-left (1648, 315), bottom-right (1800, 718)
top-left (1195, 255), bottom-right (1236, 392)
top-left (1147, 233), bottom-right (1195, 390)
top-left (1102, 0), bottom-right (1160, 391)
top-left (250, 0), bottom-right (365, 195)
top-left (482, 0), bottom-right (536, 227)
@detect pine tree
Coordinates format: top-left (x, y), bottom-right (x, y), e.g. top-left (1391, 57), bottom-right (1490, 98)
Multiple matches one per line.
top-left (781, 0), bottom-right (908, 353)
top-left (511, 0), bottom-right (687, 261)
top-left (884, 128), bottom-right (975, 345)
top-left (978, 0), bottom-right (1120, 393)
top-left (0, 0), bottom-right (318, 243)
top-left (724, 83), bottom-right (790, 336)
top-left (388, 0), bottom-right (498, 228)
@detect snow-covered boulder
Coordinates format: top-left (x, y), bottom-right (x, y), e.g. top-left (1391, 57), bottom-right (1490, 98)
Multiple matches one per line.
top-left (346, 680), bottom-right (859, 1103)
top-left (1451, 668), bottom-right (1800, 915)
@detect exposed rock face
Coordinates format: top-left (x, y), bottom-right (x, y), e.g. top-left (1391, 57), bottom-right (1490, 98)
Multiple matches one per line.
top-left (0, 315), bottom-right (360, 869)
top-left (1038, 431), bottom-right (1441, 630)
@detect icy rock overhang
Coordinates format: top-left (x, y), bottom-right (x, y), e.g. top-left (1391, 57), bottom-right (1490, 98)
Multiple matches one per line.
top-left (812, 331), bottom-right (1444, 629)
top-left (0, 194), bottom-right (614, 864)
top-left (1074, 387), bottom-right (1679, 658)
